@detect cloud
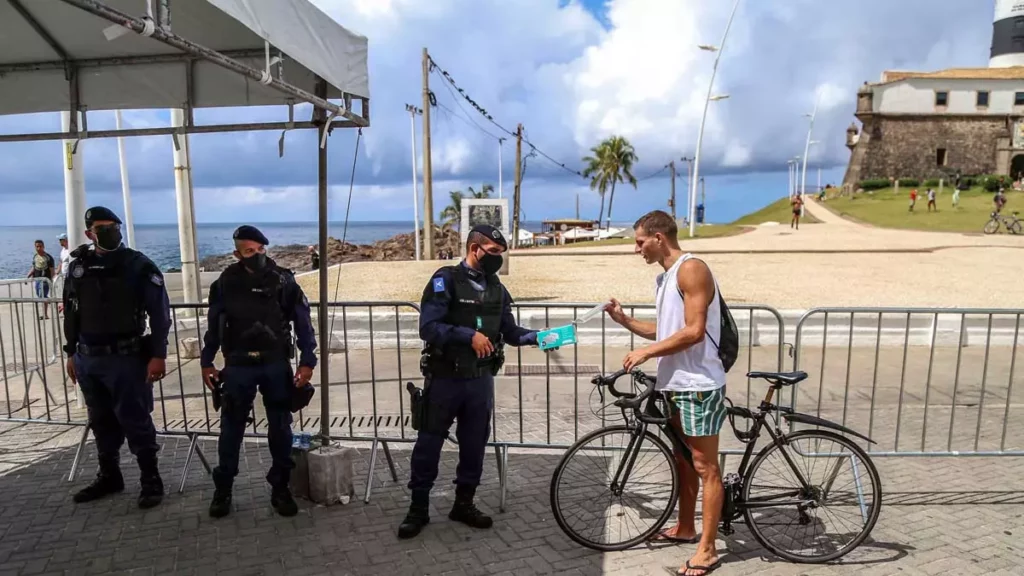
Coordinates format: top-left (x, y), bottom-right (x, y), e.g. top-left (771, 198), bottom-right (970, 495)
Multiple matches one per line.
top-left (0, 0), bottom-right (996, 225)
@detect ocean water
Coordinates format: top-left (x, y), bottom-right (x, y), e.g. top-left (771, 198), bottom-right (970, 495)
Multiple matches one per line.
top-left (0, 220), bottom-right (564, 279)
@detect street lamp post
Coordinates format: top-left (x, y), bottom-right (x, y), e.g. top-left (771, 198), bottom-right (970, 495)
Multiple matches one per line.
top-left (498, 137), bottom-right (505, 199)
top-left (406, 104), bottom-right (423, 261)
top-left (800, 94), bottom-right (820, 200)
top-left (690, 0), bottom-right (742, 238)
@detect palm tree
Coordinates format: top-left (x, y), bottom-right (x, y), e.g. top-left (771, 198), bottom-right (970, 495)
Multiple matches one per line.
top-left (582, 136), bottom-right (639, 229)
top-left (440, 184), bottom-right (493, 229)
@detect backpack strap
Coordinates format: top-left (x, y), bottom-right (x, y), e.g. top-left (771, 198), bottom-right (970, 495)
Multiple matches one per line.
top-left (674, 256), bottom-right (723, 351)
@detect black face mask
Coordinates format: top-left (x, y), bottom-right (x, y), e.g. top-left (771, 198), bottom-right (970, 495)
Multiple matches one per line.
top-left (241, 252), bottom-right (268, 271)
top-left (93, 225), bottom-right (123, 251)
top-left (477, 251), bottom-right (504, 276)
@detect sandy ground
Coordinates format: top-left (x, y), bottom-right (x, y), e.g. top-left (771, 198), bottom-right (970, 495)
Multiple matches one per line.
top-left (296, 199), bottom-right (1024, 309)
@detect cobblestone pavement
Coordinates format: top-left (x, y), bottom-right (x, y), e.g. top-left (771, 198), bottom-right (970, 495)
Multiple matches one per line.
top-left (1, 421), bottom-right (1023, 576)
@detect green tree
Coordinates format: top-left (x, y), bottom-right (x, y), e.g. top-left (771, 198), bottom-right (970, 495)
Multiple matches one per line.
top-left (582, 136), bottom-right (638, 228)
top-left (440, 184), bottom-right (493, 228)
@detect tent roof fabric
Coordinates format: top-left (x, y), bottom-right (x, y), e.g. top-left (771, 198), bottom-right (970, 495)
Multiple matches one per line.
top-left (0, 0), bottom-right (369, 117)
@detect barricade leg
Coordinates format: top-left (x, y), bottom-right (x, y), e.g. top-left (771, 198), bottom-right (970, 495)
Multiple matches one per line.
top-left (364, 438), bottom-right (380, 504)
top-left (381, 440), bottom-right (398, 482)
top-left (68, 425), bottom-right (90, 482)
top-left (494, 444), bottom-right (509, 513)
top-left (178, 432), bottom-right (203, 494)
top-left (849, 455), bottom-right (868, 523)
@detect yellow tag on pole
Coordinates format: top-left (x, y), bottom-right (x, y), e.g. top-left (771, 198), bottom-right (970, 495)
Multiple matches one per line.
top-left (64, 141), bottom-right (73, 171)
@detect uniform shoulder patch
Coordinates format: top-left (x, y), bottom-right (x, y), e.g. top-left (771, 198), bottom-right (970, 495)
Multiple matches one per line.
top-left (432, 276), bottom-right (446, 293)
top-left (150, 274), bottom-right (163, 286)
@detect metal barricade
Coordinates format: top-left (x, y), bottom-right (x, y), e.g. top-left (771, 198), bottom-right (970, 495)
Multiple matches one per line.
top-left (792, 307), bottom-right (1024, 457)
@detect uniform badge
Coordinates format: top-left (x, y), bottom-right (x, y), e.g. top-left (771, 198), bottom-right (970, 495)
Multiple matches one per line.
top-left (432, 277), bottom-right (445, 292)
top-left (492, 230), bottom-right (502, 240)
top-left (150, 274), bottom-right (163, 286)
top-left (72, 266), bottom-right (84, 278)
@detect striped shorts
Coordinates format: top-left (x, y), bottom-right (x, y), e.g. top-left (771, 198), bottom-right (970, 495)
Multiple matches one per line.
top-left (663, 387), bottom-right (728, 437)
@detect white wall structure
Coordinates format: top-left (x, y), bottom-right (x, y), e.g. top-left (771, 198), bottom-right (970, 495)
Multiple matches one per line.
top-left (460, 198), bottom-right (511, 276)
top-left (874, 78), bottom-right (1024, 115)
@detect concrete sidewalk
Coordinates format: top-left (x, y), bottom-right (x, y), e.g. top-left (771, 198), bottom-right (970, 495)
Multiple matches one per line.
top-left (1, 421), bottom-right (1022, 575)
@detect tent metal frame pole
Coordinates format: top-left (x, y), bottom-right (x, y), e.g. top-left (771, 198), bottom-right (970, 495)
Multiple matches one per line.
top-left (0, 120), bottom-right (361, 143)
top-left (56, 0), bottom-right (368, 126)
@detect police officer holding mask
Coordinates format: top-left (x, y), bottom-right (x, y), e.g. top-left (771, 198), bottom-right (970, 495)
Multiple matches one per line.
top-left (398, 225), bottom-right (541, 539)
top-left (200, 226), bottom-right (317, 518)
top-left (64, 206), bottom-right (171, 509)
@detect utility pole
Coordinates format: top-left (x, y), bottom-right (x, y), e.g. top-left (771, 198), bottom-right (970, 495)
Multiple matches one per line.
top-left (668, 161), bottom-right (676, 219)
top-left (498, 137), bottom-right (505, 198)
top-left (679, 156), bottom-right (693, 224)
top-left (575, 192), bottom-right (580, 220)
top-left (513, 123), bottom-right (523, 249)
top-left (421, 47), bottom-right (435, 260)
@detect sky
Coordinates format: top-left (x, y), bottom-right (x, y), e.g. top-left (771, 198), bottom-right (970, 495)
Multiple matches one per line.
top-left (0, 0), bottom-right (996, 226)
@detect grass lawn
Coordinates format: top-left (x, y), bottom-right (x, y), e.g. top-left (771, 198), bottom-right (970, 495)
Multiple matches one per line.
top-left (822, 187), bottom-right (1016, 233)
top-left (732, 196), bottom-right (821, 226)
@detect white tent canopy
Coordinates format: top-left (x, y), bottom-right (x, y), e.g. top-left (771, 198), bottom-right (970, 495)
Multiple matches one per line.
top-left (0, 0), bottom-right (369, 137)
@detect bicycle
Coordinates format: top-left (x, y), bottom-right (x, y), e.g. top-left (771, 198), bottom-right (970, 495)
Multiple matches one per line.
top-left (549, 368), bottom-right (882, 564)
top-left (984, 210), bottom-right (1022, 235)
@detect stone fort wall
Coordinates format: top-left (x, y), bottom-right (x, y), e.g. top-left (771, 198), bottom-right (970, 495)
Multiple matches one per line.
top-left (848, 115), bottom-right (1010, 183)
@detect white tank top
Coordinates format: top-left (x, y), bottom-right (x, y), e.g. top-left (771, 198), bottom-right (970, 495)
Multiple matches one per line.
top-left (654, 253), bottom-right (726, 392)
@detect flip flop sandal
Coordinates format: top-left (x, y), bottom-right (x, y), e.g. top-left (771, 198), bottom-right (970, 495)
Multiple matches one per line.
top-left (649, 528), bottom-right (700, 544)
top-left (677, 559), bottom-right (722, 576)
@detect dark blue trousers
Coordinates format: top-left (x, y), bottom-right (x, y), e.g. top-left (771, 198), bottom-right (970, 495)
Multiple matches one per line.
top-left (74, 353), bottom-right (159, 467)
top-left (408, 374), bottom-right (494, 493)
top-left (213, 361), bottom-right (294, 489)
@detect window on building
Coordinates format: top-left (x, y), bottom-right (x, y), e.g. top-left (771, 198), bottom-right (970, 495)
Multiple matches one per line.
top-left (1016, 92), bottom-right (1024, 106)
top-left (977, 91), bottom-right (990, 107)
top-left (937, 148), bottom-right (947, 167)
top-left (935, 91), bottom-right (949, 107)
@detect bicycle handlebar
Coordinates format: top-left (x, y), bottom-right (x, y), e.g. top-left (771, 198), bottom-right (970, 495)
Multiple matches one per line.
top-left (591, 368), bottom-right (669, 425)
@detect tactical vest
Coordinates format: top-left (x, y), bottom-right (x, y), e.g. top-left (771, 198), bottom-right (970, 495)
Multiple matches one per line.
top-left (69, 248), bottom-right (145, 340)
top-left (427, 266), bottom-right (505, 378)
top-left (218, 263), bottom-right (292, 364)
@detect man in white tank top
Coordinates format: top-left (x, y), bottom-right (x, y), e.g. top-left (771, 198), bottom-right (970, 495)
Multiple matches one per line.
top-left (606, 210), bottom-right (725, 576)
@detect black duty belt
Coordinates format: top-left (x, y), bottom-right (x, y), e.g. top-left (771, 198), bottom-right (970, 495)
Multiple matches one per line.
top-left (77, 337), bottom-right (141, 357)
top-left (224, 350), bottom-right (287, 366)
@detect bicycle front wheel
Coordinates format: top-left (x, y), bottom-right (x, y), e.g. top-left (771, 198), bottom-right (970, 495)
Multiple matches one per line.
top-left (742, 429), bottom-right (882, 564)
top-left (549, 425), bottom-right (679, 551)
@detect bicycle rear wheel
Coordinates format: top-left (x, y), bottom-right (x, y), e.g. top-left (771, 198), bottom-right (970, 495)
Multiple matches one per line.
top-left (742, 429), bottom-right (882, 564)
top-left (984, 218), bottom-right (1000, 234)
top-left (550, 425), bottom-right (679, 551)
top-left (1009, 219), bottom-right (1023, 235)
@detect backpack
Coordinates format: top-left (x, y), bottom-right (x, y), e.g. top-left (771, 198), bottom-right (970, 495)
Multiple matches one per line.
top-left (705, 292), bottom-right (739, 373)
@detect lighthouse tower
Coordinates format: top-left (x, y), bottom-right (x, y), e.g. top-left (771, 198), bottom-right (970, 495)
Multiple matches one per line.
top-left (991, 0), bottom-right (1024, 67)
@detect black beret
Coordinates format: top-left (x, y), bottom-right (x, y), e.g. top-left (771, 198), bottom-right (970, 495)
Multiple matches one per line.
top-left (469, 224), bottom-right (508, 250)
top-left (232, 225), bottom-right (269, 246)
top-left (84, 206), bottom-right (122, 228)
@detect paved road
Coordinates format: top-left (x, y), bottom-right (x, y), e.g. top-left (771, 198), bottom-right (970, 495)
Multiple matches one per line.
top-left (0, 421), bottom-right (1022, 575)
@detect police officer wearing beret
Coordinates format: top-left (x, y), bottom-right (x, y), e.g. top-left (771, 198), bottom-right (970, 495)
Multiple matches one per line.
top-left (398, 225), bottom-right (541, 539)
top-left (200, 225), bottom-right (317, 518)
top-left (64, 206), bottom-right (171, 509)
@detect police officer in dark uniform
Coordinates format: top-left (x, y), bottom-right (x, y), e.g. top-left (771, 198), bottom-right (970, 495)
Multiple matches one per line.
top-left (398, 225), bottom-right (541, 539)
top-left (63, 206), bottom-right (171, 509)
top-left (200, 225), bottom-right (317, 518)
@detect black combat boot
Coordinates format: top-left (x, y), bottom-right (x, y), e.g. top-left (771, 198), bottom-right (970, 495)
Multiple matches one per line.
top-left (72, 459), bottom-right (124, 503)
top-left (137, 455), bottom-right (164, 509)
top-left (270, 485), bottom-right (298, 517)
top-left (397, 490), bottom-right (430, 539)
top-left (448, 485), bottom-right (492, 529)
top-left (209, 476), bottom-right (233, 518)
